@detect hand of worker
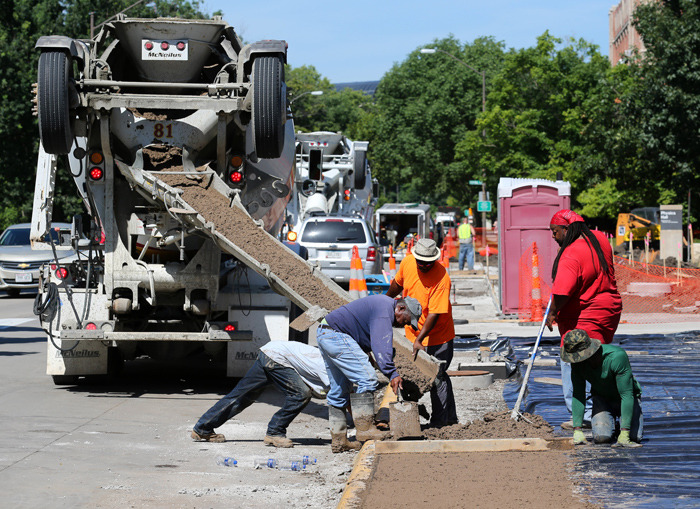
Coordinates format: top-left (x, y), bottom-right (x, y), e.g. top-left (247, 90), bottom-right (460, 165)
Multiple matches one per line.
top-left (390, 375), bottom-right (403, 395)
top-left (412, 339), bottom-right (426, 360)
top-left (612, 429), bottom-right (642, 448)
top-left (573, 429), bottom-right (587, 445)
top-left (545, 310), bottom-right (556, 331)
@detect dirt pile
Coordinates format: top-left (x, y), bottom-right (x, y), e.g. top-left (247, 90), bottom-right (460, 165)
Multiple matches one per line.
top-left (422, 410), bottom-right (553, 440)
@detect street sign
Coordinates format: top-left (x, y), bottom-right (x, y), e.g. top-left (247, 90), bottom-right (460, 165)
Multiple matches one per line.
top-left (477, 201), bottom-right (492, 212)
top-left (469, 180), bottom-right (482, 186)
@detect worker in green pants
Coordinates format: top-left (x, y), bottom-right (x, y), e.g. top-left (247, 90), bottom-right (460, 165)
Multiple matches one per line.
top-left (560, 329), bottom-right (643, 448)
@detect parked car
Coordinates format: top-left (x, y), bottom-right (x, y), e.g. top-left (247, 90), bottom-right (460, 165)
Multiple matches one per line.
top-left (0, 223), bottom-right (78, 297)
top-left (296, 216), bottom-right (382, 285)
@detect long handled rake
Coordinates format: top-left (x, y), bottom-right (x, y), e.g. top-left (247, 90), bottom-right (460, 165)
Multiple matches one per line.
top-left (511, 296), bottom-right (553, 421)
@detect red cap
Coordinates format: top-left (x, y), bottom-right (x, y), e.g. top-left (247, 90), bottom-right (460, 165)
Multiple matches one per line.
top-left (550, 209), bottom-right (584, 226)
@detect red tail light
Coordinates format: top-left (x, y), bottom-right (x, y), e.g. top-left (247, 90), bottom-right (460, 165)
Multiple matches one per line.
top-left (55, 267), bottom-right (68, 279)
top-left (224, 324), bottom-right (236, 331)
top-left (85, 323), bottom-right (97, 330)
top-left (366, 246), bottom-right (376, 262)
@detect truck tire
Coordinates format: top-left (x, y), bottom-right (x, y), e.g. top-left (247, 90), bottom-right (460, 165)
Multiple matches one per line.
top-left (353, 151), bottom-right (367, 189)
top-left (37, 51), bottom-right (73, 155)
top-left (252, 56), bottom-right (285, 159)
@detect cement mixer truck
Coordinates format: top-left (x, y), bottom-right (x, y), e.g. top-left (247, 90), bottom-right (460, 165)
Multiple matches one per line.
top-left (30, 16), bottom-right (356, 384)
top-left (280, 131), bottom-right (377, 241)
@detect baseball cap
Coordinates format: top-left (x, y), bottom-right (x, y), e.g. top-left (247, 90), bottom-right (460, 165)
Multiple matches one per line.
top-left (402, 296), bottom-right (422, 330)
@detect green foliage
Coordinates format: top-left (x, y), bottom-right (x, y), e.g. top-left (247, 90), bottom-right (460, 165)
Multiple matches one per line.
top-left (369, 36), bottom-right (506, 209)
top-left (625, 0), bottom-right (700, 209)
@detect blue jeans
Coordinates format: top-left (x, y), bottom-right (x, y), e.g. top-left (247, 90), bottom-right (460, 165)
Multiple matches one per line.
top-left (591, 394), bottom-right (644, 443)
top-left (561, 360), bottom-right (592, 423)
top-left (426, 340), bottom-right (458, 426)
top-left (458, 242), bottom-right (474, 270)
top-left (193, 351), bottom-right (312, 437)
top-left (316, 326), bottom-right (378, 408)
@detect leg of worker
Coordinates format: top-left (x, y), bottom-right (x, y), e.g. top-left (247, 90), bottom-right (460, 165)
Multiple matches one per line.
top-left (317, 328), bottom-right (378, 399)
top-left (458, 243), bottom-right (467, 271)
top-left (263, 355), bottom-right (313, 437)
top-left (591, 394), bottom-right (615, 443)
top-left (560, 360), bottom-right (593, 423)
top-left (466, 243), bottom-right (474, 271)
top-left (629, 398), bottom-right (644, 442)
top-left (426, 340), bottom-right (458, 426)
top-left (194, 354), bottom-right (269, 435)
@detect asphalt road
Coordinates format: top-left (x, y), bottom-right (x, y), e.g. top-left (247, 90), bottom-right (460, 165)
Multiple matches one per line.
top-left (0, 292), bottom-right (355, 508)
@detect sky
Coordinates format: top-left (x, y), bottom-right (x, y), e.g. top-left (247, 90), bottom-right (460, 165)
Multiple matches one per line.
top-left (202, 0), bottom-right (617, 83)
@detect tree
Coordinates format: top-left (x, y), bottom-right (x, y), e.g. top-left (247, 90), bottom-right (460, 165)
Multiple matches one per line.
top-left (370, 36), bottom-right (506, 205)
top-left (623, 0), bottom-right (700, 211)
top-left (454, 33), bottom-right (614, 219)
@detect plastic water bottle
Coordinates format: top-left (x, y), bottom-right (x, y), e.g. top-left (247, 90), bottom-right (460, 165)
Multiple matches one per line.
top-left (216, 456), bottom-right (237, 467)
top-left (253, 457), bottom-right (278, 469)
top-left (296, 455), bottom-right (317, 466)
top-left (277, 459), bottom-right (305, 471)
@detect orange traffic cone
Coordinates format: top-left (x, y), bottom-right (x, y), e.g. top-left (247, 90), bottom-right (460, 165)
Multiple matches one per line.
top-left (388, 246), bottom-right (397, 280)
top-left (530, 242), bottom-right (543, 322)
top-left (440, 244), bottom-right (450, 269)
top-left (350, 246), bottom-right (368, 299)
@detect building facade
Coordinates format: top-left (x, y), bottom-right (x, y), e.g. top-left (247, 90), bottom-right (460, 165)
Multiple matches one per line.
top-left (609, 0), bottom-right (647, 66)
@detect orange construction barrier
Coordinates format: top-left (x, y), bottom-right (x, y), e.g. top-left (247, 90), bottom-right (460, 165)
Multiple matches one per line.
top-left (518, 242), bottom-right (551, 322)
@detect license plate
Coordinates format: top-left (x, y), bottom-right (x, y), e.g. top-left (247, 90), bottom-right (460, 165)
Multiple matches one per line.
top-left (325, 251), bottom-right (342, 259)
top-left (15, 273), bottom-right (32, 283)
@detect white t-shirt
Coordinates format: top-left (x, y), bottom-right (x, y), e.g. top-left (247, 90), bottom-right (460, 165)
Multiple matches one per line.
top-left (260, 341), bottom-right (329, 398)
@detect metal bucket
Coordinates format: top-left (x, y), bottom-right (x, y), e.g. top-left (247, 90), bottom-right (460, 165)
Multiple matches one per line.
top-left (111, 18), bottom-right (227, 83)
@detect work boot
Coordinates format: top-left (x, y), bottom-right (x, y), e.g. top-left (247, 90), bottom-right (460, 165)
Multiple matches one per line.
top-left (329, 405), bottom-right (362, 453)
top-left (263, 435), bottom-right (293, 448)
top-left (191, 430), bottom-right (226, 442)
top-left (350, 392), bottom-right (390, 442)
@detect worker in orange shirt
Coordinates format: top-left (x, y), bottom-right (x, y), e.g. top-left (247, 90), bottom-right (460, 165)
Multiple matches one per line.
top-left (386, 238), bottom-right (458, 427)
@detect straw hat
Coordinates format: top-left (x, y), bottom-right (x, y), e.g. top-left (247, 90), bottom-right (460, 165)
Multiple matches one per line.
top-left (412, 238), bottom-right (440, 263)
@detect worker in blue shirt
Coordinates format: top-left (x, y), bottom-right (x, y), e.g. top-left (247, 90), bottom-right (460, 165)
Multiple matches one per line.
top-left (317, 294), bottom-right (422, 452)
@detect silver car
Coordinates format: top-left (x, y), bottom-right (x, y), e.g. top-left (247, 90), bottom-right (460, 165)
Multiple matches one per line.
top-left (0, 223), bottom-right (77, 297)
top-left (296, 216), bottom-right (382, 285)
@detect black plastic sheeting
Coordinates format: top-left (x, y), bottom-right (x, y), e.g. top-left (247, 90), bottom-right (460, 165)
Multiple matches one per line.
top-left (455, 332), bottom-right (700, 508)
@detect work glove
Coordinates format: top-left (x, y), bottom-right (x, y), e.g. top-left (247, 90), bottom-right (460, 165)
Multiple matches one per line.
top-left (573, 430), bottom-right (587, 445)
top-left (612, 429), bottom-right (642, 448)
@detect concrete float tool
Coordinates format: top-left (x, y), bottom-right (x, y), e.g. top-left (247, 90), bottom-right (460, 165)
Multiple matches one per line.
top-left (511, 296), bottom-right (553, 421)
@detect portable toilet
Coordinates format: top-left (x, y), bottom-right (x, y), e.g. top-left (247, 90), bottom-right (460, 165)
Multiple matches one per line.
top-left (497, 177), bottom-right (571, 316)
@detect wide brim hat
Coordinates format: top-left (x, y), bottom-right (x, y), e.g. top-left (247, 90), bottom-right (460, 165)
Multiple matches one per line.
top-left (560, 329), bottom-right (601, 363)
top-left (412, 238), bottom-right (440, 262)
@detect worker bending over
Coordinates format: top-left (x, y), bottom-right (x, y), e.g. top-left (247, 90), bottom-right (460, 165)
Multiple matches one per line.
top-left (561, 329), bottom-right (643, 448)
top-left (191, 341), bottom-right (329, 448)
top-left (317, 295), bottom-right (421, 452)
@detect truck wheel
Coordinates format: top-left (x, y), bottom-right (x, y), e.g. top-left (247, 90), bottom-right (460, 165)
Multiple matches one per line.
top-left (252, 56), bottom-right (285, 159)
top-left (353, 151), bottom-right (367, 189)
top-left (38, 51), bottom-right (73, 154)
top-left (52, 375), bottom-right (80, 385)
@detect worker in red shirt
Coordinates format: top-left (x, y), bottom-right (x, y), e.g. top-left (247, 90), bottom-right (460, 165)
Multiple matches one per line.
top-left (545, 209), bottom-right (622, 429)
top-left (386, 238), bottom-right (458, 427)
